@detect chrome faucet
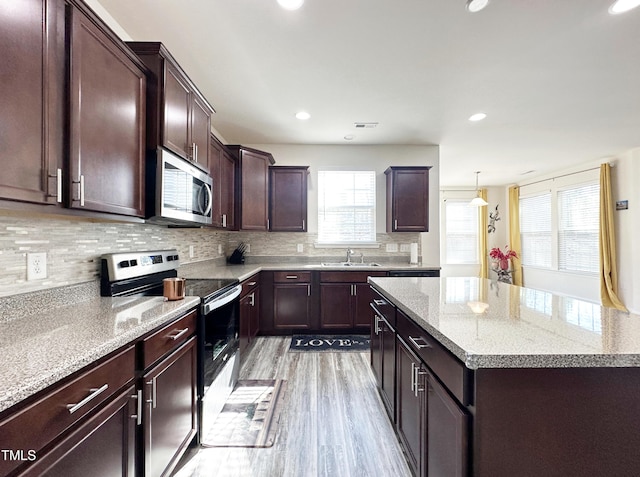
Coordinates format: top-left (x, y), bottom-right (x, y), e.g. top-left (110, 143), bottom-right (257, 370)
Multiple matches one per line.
top-left (346, 248), bottom-right (364, 263)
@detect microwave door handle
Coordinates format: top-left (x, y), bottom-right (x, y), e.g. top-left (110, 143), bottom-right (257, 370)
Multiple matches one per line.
top-left (202, 183), bottom-right (212, 217)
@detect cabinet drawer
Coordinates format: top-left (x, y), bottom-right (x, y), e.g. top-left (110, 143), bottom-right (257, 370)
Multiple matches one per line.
top-left (142, 310), bottom-right (197, 369)
top-left (319, 271), bottom-right (387, 283)
top-left (0, 346), bottom-right (135, 477)
top-left (370, 287), bottom-right (396, 328)
top-left (396, 310), bottom-right (469, 405)
top-left (241, 273), bottom-right (260, 296)
top-left (273, 271), bottom-right (311, 283)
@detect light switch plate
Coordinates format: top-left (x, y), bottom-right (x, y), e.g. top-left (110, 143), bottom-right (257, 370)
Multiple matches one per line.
top-left (27, 252), bottom-right (47, 280)
top-left (189, 245), bottom-right (195, 258)
top-left (297, 244), bottom-right (304, 253)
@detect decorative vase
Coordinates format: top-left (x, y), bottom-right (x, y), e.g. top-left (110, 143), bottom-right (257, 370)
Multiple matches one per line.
top-left (499, 258), bottom-right (509, 270)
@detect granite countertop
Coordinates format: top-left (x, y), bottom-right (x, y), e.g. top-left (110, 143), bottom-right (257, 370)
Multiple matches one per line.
top-left (0, 292), bottom-right (200, 414)
top-left (179, 259), bottom-right (439, 281)
top-left (368, 276), bottom-right (640, 370)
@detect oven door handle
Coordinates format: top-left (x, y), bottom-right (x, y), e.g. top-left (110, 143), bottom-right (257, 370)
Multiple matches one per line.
top-left (203, 284), bottom-right (243, 315)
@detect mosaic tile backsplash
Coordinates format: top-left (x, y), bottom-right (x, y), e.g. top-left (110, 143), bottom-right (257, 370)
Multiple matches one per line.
top-left (0, 214), bottom-right (420, 298)
top-left (0, 215), bottom-right (226, 298)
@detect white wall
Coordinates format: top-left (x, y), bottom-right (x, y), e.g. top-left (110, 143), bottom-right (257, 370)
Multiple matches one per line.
top-left (610, 151), bottom-right (640, 313)
top-left (247, 144), bottom-right (441, 267)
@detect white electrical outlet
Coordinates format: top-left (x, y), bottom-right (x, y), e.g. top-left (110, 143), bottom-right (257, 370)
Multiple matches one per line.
top-left (400, 243), bottom-right (411, 252)
top-left (189, 245), bottom-right (195, 258)
top-left (245, 244), bottom-right (250, 253)
top-left (297, 244), bottom-right (304, 253)
top-left (27, 252), bottom-right (47, 280)
top-left (386, 243), bottom-right (398, 252)
top-left (218, 244), bottom-right (223, 255)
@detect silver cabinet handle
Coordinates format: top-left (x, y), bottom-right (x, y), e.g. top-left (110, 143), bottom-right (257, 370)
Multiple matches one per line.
top-left (409, 336), bottom-right (431, 349)
top-left (80, 174), bottom-right (85, 206)
top-left (146, 379), bottom-right (156, 409)
top-left (222, 214), bottom-right (227, 228)
top-left (66, 384), bottom-right (108, 414)
top-left (374, 315), bottom-right (382, 335)
top-left (131, 389), bottom-right (142, 425)
top-left (168, 328), bottom-right (190, 341)
top-left (302, 219), bottom-right (305, 229)
top-left (307, 284), bottom-right (311, 297)
top-left (248, 281), bottom-right (257, 286)
top-left (416, 368), bottom-right (427, 396)
top-left (191, 142), bottom-right (197, 162)
top-left (373, 299), bottom-right (386, 306)
top-left (249, 292), bottom-right (255, 307)
top-left (286, 275), bottom-right (298, 279)
top-left (410, 362), bottom-right (416, 393)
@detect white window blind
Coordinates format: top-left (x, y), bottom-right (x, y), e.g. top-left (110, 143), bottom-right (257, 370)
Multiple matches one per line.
top-left (444, 200), bottom-right (478, 264)
top-left (317, 171), bottom-right (376, 243)
top-left (558, 182), bottom-right (599, 274)
top-left (519, 193), bottom-right (552, 268)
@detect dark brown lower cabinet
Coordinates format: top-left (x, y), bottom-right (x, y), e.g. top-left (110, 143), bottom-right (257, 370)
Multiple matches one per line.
top-left (273, 283), bottom-right (311, 330)
top-left (320, 283), bottom-right (353, 329)
top-left (396, 337), bottom-right (426, 477)
top-left (19, 386), bottom-right (137, 477)
top-left (142, 337), bottom-right (197, 477)
top-left (371, 308), bottom-right (396, 418)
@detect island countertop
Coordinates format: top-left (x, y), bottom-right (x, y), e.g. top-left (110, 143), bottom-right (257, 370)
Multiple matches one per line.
top-left (368, 276), bottom-right (640, 369)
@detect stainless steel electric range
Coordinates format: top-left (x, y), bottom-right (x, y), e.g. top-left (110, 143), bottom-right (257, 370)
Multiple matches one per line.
top-left (100, 249), bottom-right (242, 444)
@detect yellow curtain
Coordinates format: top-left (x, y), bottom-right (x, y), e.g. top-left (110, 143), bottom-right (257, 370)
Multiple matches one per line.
top-left (508, 186), bottom-right (523, 286)
top-left (479, 188), bottom-right (488, 279)
top-left (599, 164), bottom-right (627, 311)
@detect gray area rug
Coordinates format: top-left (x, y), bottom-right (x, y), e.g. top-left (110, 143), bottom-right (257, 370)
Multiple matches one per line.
top-left (289, 335), bottom-right (370, 352)
top-left (203, 379), bottom-right (287, 448)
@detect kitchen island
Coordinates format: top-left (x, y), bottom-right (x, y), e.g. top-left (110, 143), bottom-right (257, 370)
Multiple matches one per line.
top-left (368, 276), bottom-right (640, 477)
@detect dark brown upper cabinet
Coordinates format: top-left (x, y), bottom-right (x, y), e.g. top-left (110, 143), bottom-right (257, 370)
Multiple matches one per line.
top-left (227, 146), bottom-right (275, 231)
top-left (0, 0), bottom-right (65, 206)
top-left (269, 166), bottom-right (309, 232)
top-left (1, 0), bottom-right (146, 219)
top-left (386, 166), bottom-right (431, 232)
top-left (67, 2), bottom-right (147, 217)
top-left (126, 42), bottom-right (214, 172)
top-left (209, 134), bottom-right (236, 229)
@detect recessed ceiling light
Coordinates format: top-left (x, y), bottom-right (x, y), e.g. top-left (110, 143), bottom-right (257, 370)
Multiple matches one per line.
top-left (609, 0), bottom-right (640, 14)
top-left (295, 111), bottom-right (310, 120)
top-left (469, 112), bottom-right (487, 122)
top-left (466, 0), bottom-right (489, 13)
top-left (278, 0), bottom-right (304, 10)
top-left (344, 135), bottom-right (355, 141)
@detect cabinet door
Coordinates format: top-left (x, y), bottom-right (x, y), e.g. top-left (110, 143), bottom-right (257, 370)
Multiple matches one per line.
top-left (269, 166), bottom-right (308, 232)
top-left (273, 283), bottom-right (311, 330)
top-left (190, 95), bottom-right (211, 171)
top-left (220, 151), bottom-right (236, 230)
top-left (396, 338), bottom-right (426, 477)
top-left (209, 136), bottom-right (223, 227)
top-left (68, 6), bottom-right (146, 216)
top-left (163, 62), bottom-right (191, 160)
top-left (381, 321), bottom-right (396, 419)
top-left (387, 167), bottom-right (430, 232)
top-left (0, 0), bottom-right (64, 205)
top-left (353, 283), bottom-right (374, 328)
top-left (371, 311), bottom-right (383, 383)
top-left (239, 150), bottom-right (269, 230)
top-left (143, 338), bottom-right (197, 477)
top-left (427, 372), bottom-right (469, 477)
top-left (320, 283), bottom-right (354, 329)
top-left (20, 386), bottom-right (137, 477)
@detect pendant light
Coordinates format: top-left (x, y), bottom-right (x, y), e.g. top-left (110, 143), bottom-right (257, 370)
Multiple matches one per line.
top-left (466, 0), bottom-right (489, 13)
top-left (469, 171), bottom-right (488, 207)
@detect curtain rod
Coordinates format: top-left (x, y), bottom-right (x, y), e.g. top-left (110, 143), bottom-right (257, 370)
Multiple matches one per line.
top-left (517, 163), bottom-right (609, 188)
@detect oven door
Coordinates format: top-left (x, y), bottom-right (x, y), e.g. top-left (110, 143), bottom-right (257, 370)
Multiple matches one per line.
top-left (157, 148), bottom-right (213, 225)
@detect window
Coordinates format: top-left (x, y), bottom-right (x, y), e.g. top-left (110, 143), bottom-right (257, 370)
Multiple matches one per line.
top-left (519, 193), bottom-right (552, 268)
top-left (558, 182), bottom-right (599, 273)
top-left (444, 200), bottom-right (478, 264)
top-left (317, 171), bottom-right (376, 243)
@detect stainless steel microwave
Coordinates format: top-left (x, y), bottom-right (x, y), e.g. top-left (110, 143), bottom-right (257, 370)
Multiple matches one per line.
top-left (146, 148), bottom-right (213, 226)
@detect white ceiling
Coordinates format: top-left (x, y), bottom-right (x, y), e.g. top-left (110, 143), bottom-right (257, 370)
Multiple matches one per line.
top-left (96, 0), bottom-right (640, 187)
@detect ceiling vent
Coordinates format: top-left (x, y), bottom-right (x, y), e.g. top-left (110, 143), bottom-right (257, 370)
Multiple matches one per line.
top-left (354, 122), bottom-right (378, 129)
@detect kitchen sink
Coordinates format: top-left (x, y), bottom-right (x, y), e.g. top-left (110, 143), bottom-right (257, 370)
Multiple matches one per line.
top-left (321, 262), bottom-right (381, 267)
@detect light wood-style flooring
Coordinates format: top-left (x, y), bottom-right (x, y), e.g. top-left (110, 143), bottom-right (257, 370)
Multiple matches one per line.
top-left (173, 336), bottom-right (411, 477)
